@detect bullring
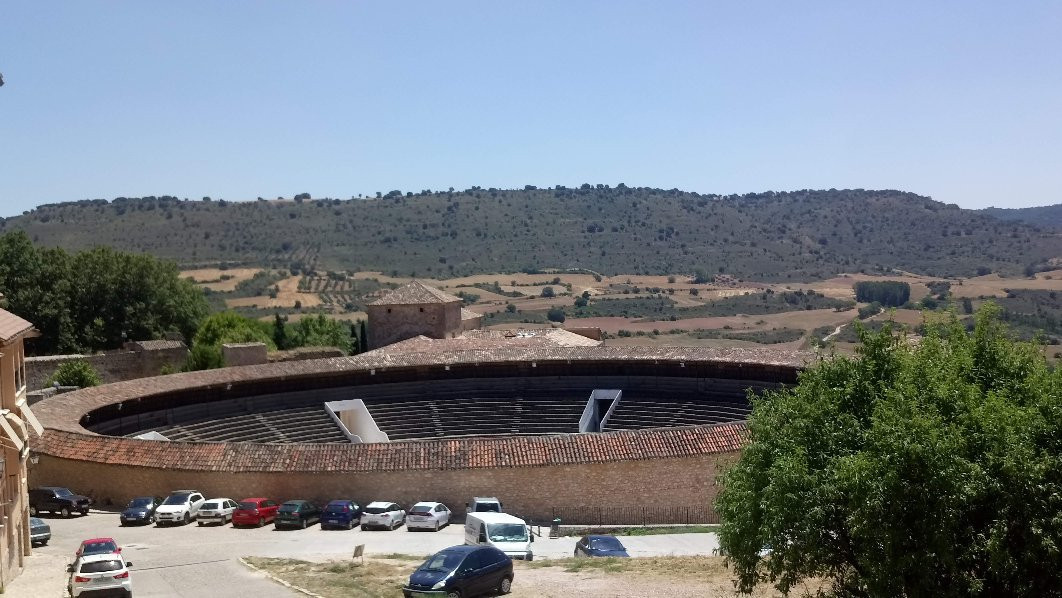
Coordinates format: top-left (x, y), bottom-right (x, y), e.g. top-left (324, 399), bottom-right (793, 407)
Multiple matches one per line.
top-left (30, 345), bottom-right (809, 525)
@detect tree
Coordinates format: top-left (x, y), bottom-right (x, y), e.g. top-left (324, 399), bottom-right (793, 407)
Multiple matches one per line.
top-left (716, 306), bottom-right (1062, 597)
top-left (854, 280), bottom-right (911, 306)
top-left (286, 314), bottom-right (354, 354)
top-left (574, 296), bottom-right (588, 308)
top-left (186, 312), bottom-right (274, 370)
top-left (272, 313), bottom-right (289, 350)
top-left (546, 308), bottom-right (566, 323)
top-left (541, 286), bottom-right (555, 298)
top-left (48, 360), bottom-right (102, 388)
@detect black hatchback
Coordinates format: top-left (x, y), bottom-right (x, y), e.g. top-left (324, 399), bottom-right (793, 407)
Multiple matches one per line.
top-left (274, 500), bottom-right (320, 530)
top-left (403, 545), bottom-right (513, 598)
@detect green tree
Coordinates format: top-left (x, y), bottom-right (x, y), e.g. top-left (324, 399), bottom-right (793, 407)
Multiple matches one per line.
top-left (546, 307), bottom-right (566, 323)
top-left (541, 286), bottom-right (556, 298)
top-left (272, 313), bottom-right (289, 350)
top-left (286, 314), bottom-right (354, 354)
top-left (47, 360), bottom-right (102, 388)
top-left (716, 305), bottom-right (1062, 597)
top-left (187, 312), bottom-right (274, 370)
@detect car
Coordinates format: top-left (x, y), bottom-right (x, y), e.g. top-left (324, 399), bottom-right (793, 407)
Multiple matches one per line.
top-left (403, 545), bottom-right (513, 598)
top-left (320, 500), bottom-right (362, 530)
top-left (465, 497), bottom-right (503, 514)
top-left (274, 500), bottom-right (321, 530)
top-left (198, 498), bottom-right (239, 526)
top-left (120, 496), bottom-right (162, 526)
top-left (67, 553), bottom-right (133, 598)
top-left (154, 490), bottom-right (206, 526)
top-left (407, 502), bottom-right (451, 532)
top-left (29, 486), bottom-right (92, 518)
top-left (361, 501), bottom-right (406, 530)
top-left (232, 497), bottom-right (280, 527)
top-left (574, 535), bottom-right (629, 557)
top-left (29, 517), bottom-right (51, 546)
top-left (76, 537), bottom-right (122, 559)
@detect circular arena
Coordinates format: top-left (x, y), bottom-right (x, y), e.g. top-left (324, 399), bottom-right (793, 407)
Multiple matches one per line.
top-left (31, 346), bottom-right (807, 525)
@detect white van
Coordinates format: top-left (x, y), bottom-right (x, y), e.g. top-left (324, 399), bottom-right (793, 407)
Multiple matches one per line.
top-left (464, 512), bottom-right (534, 561)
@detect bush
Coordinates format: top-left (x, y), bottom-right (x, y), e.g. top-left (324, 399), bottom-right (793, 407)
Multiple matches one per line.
top-left (546, 308), bottom-right (566, 323)
top-left (541, 286), bottom-right (556, 298)
top-left (48, 360), bottom-right (102, 388)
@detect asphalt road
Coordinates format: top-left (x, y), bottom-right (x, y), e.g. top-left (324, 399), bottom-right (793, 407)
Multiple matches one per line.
top-left (6, 510), bottom-right (720, 597)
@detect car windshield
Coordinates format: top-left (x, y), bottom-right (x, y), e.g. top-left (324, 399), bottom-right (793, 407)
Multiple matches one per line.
top-left (363, 506), bottom-right (389, 514)
top-left (591, 537), bottom-right (625, 551)
top-left (279, 503), bottom-right (300, 513)
top-left (162, 494), bottom-right (190, 505)
top-left (418, 551), bottom-right (465, 573)
top-left (127, 498), bottom-right (153, 508)
top-left (238, 502), bottom-right (259, 510)
top-left (82, 541), bottom-right (118, 555)
top-left (80, 560), bottom-right (124, 574)
top-left (487, 523), bottom-right (527, 542)
top-left (55, 488), bottom-right (74, 498)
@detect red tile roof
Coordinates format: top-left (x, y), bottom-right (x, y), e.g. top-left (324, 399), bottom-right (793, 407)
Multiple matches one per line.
top-left (31, 345), bottom-right (804, 473)
top-left (0, 308), bottom-right (34, 343)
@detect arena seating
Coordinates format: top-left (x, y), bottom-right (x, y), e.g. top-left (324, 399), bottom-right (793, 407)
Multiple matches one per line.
top-left (110, 375), bottom-right (783, 443)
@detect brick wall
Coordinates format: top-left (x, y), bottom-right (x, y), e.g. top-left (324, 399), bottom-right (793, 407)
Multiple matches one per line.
top-left (25, 347), bottom-right (188, 391)
top-left (29, 452), bottom-right (736, 524)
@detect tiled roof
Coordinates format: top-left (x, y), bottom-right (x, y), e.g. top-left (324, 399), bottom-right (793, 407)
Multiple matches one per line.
top-left (33, 422), bottom-right (748, 473)
top-left (369, 280), bottom-right (461, 305)
top-left (365, 329), bottom-right (602, 355)
top-left (460, 307), bottom-right (483, 321)
top-left (31, 345), bottom-right (806, 473)
top-left (0, 308), bottom-right (34, 343)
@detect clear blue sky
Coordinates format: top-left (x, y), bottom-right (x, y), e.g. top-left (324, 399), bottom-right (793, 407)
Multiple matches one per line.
top-left (2, 2), bottom-right (1061, 217)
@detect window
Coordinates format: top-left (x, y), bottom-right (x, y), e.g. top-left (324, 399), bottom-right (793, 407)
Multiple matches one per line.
top-left (80, 560), bottom-right (124, 574)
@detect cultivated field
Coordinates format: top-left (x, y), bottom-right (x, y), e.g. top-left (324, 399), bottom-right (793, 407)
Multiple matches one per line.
top-left (180, 267), bottom-right (262, 292)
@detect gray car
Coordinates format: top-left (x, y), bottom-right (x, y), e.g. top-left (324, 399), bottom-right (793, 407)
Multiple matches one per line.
top-left (30, 517), bottom-right (51, 546)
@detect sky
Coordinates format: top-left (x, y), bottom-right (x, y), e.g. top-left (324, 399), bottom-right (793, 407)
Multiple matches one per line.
top-left (2, 1), bottom-right (1061, 217)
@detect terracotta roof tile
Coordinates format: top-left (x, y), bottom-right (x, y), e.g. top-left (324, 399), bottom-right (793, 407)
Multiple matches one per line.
top-left (0, 308), bottom-right (34, 343)
top-left (369, 280), bottom-right (461, 305)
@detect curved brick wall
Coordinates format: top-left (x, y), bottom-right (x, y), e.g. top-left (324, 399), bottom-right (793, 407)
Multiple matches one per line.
top-left (29, 346), bottom-right (807, 522)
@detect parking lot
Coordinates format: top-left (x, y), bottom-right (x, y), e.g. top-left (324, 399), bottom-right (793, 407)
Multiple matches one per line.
top-left (7, 509), bottom-right (720, 597)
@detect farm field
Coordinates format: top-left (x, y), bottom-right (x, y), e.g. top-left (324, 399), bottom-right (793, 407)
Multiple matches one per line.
top-left (180, 267), bottom-right (1062, 350)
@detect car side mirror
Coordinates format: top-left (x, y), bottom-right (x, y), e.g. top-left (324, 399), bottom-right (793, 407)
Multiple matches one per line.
top-left (125, 562), bottom-right (133, 568)
top-left (66, 564), bottom-right (73, 573)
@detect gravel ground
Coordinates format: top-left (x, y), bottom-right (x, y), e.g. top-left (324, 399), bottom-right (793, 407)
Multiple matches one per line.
top-left (4, 510), bottom-right (721, 597)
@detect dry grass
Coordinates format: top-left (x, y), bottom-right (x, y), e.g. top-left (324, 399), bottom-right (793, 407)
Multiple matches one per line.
top-left (226, 276), bottom-right (323, 309)
top-left (246, 554), bottom-right (818, 598)
top-left (180, 267), bottom-right (262, 292)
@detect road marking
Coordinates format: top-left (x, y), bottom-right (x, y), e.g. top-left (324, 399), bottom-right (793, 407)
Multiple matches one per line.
top-left (133, 558), bottom-right (232, 571)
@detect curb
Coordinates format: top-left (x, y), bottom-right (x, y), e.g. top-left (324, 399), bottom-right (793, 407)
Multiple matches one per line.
top-left (238, 557), bottom-right (326, 598)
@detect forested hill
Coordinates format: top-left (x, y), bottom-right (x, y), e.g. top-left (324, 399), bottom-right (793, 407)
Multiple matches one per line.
top-left (4, 188), bottom-right (1060, 281)
top-left (980, 204), bottom-right (1062, 229)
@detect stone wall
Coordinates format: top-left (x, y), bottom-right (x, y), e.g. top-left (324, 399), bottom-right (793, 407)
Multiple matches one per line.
top-left (221, 343), bottom-right (268, 367)
top-left (367, 302), bottom-right (462, 349)
top-left (29, 452), bottom-right (735, 524)
top-left (26, 346), bottom-right (188, 391)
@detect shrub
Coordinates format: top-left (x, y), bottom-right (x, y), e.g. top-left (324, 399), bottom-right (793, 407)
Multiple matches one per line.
top-left (47, 360), bottom-right (101, 388)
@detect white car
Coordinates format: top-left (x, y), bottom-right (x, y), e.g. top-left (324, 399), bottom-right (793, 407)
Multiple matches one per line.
top-left (197, 498), bottom-right (238, 526)
top-left (406, 501), bottom-right (451, 531)
top-left (68, 553), bottom-right (133, 598)
top-left (361, 501), bottom-right (406, 530)
top-left (155, 490), bottom-right (206, 526)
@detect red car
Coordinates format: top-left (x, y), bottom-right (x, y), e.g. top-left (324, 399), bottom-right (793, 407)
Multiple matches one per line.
top-left (76, 537), bottom-right (121, 558)
top-left (232, 498), bottom-right (280, 527)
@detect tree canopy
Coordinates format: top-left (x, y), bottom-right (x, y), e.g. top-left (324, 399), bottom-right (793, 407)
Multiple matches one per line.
top-left (186, 311), bottom-right (274, 370)
top-left (854, 280), bottom-right (911, 307)
top-left (0, 231), bottom-right (208, 354)
top-left (717, 305), bottom-right (1062, 597)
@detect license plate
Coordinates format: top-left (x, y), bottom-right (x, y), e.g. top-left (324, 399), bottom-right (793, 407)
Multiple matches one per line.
top-left (327, 519), bottom-right (340, 524)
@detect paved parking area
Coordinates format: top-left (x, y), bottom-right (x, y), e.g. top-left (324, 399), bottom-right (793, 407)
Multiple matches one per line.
top-left (6, 510), bottom-right (719, 597)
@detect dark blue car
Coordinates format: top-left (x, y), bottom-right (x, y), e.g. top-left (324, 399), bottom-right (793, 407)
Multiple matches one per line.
top-left (320, 500), bottom-right (362, 530)
top-left (574, 535), bottom-right (630, 557)
top-left (403, 545), bottom-right (513, 598)
top-left (120, 496), bottom-right (162, 526)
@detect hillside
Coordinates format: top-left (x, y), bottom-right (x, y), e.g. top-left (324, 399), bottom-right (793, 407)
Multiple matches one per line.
top-left (981, 204), bottom-right (1062, 229)
top-left (4, 188), bottom-right (1060, 281)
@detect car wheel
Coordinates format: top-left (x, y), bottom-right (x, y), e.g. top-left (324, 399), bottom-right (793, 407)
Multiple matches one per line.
top-left (500, 576), bottom-right (513, 594)
top-left (258, 517), bottom-right (265, 527)
top-left (80, 509), bottom-right (89, 516)
top-left (574, 549), bottom-right (579, 557)
top-left (40, 540), bottom-right (48, 546)
top-left (300, 519), bottom-right (306, 529)
top-left (150, 514), bottom-right (157, 524)
top-left (183, 513), bottom-right (190, 525)
top-left (446, 591), bottom-right (461, 598)
top-left (60, 506), bottom-right (71, 518)
top-left (197, 520), bottom-right (203, 526)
